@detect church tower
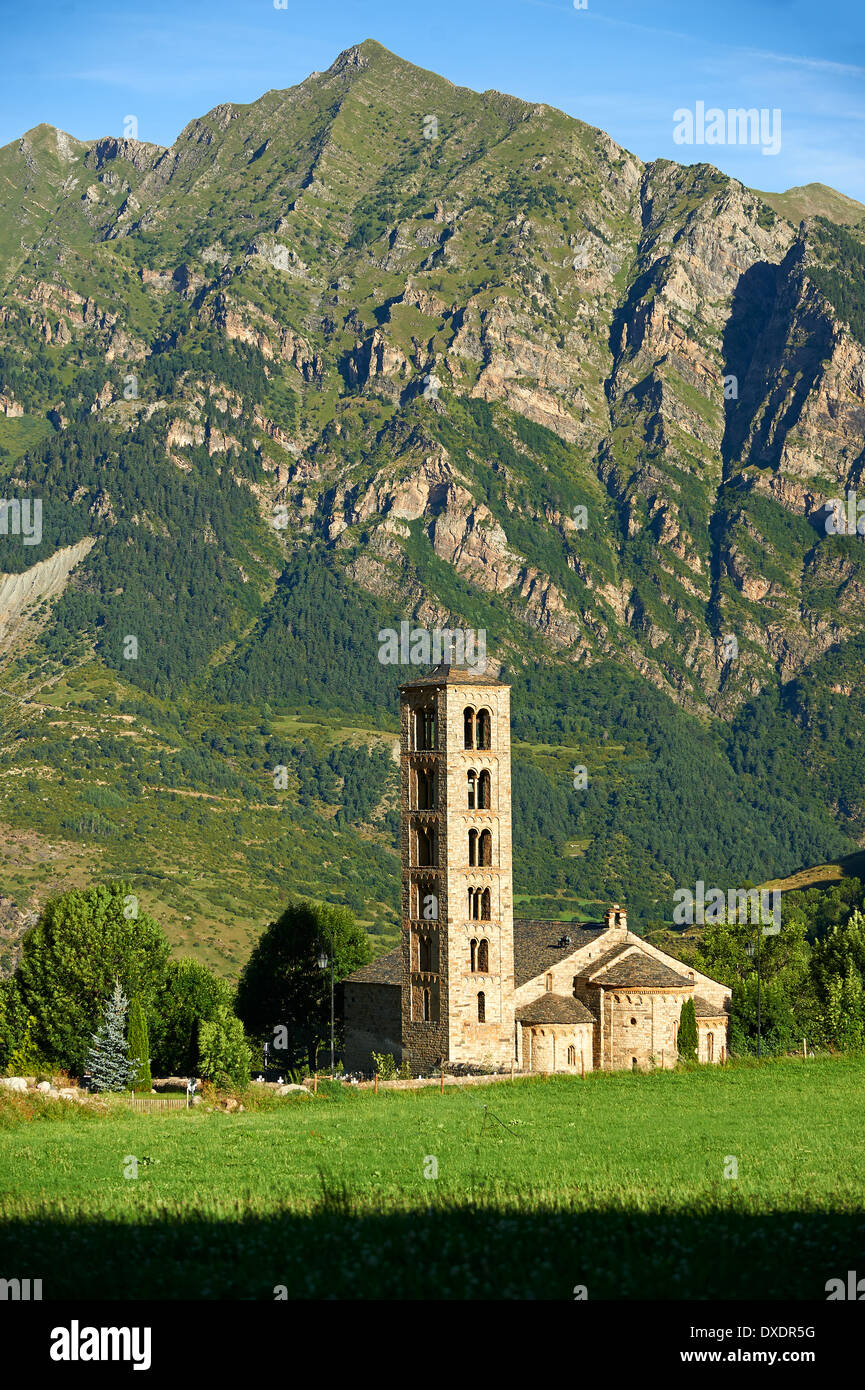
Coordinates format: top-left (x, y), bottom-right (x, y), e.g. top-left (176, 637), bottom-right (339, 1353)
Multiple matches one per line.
top-left (398, 664), bottom-right (516, 1073)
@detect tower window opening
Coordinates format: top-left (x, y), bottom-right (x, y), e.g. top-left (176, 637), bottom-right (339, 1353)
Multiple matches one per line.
top-left (467, 770), bottom-right (477, 809)
top-left (468, 828), bottom-right (478, 866)
top-left (423, 989), bottom-right (431, 1022)
top-left (477, 991), bottom-right (486, 1023)
top-left (477, 709), bottom-right (491, 750)
top-left (481, 889), bottom-right (491, 921)
top-left (479, 829), bottom-right (492, 866)
top-left (415, 767), bottom-right (436, 809)
top-left (464, 708), bottom-right (475, 749)
top-left (478, 938), bottom-right (489, 972)
top-left (415, 707), bottom-right (437, 751)
top-left (478, 769), bottom-right (491, 809)
top-left (470, 938), bottom-right (478, 972)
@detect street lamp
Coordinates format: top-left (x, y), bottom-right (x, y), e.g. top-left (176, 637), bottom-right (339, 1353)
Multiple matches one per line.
top-left (746, 938), bottom-right (762, 1060)
top-left (317, 948), bottom-right (335, 1079)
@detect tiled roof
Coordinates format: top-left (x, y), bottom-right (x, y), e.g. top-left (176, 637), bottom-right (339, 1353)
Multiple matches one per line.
top-left (590, 954), bottom-right (692, 989)
top-left (515, 992), bottom-right (595, 1025)
top-left (513, 919), bottom-right (607, 987)
top-left (694, 994), bottom-right (730, 1018)
top-left (399, 662), bottom-right (506, 689)
top-left (345, 947), bottom-right (402, 986)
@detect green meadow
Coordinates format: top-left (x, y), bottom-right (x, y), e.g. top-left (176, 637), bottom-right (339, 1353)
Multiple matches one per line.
top-left (1, 1056), bottom-right (863, 1300)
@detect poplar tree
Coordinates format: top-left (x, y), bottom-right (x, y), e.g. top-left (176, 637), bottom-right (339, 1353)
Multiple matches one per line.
top-left (678, 997), bottom-right (699, 1063)
top-left (127, 995), bottom-right (152, 1092)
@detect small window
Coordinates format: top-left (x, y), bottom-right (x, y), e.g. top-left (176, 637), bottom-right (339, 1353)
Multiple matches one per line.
top-left (545, 973), bottom-right (553, 991)
top-left (631, 1057), bottom-right (638, 1070)
top-left (477, 709), bottom-right (491, 750)
top-left (415, 767), bottom-right (436, 809)
top-left (464, 708), bottom-right (475, 750)
top-left (468, 828), bottom-right (478, 866)
top-left (477, 991), bottom-right (485, 1023)
top-left (630, 1017), bottom-right (637, 1026)
top-left (481, 888), bottom-right (491, 921)
top-left (479, 829), bottom-right (492, 866)
top-left (567, 1046), bottom-right (576, 1066)
top-left (470, 938), bottom-right (478, 972)
top-left (423, 989), bottom-right (431, 1022)
top-left (469, 888), bottom-right (481, 920)
top-left (419, 935), bottom-right (433, 972)
top-left (478, 939), bottom-right (489, 972)
top-left (467, 770), bottom-right (477, 809)
top-left (478, 769), bottom-right (491, 809)
top-left (415, 707), bottom-right (436, 751)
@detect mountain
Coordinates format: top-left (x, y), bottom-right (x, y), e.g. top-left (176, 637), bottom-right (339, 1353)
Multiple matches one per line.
top-left (1, 38), bottom-right (865, 972)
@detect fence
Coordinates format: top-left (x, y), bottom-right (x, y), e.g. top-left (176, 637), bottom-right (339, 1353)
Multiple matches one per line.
top-left (128, 1094), bottom-right (188, 1113)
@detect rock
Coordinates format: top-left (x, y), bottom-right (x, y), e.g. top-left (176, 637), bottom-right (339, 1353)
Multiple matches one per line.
top-left (0, 1077), bottom-right (28, 1093)
top-left (36, 1080), bottom-right (52, 1092)
top-left (222, 1097), bottom-right (239, 1113)
top-left (276, 1084), bottom-right (311, 1096)
top-left (58, 1087), bottom-right (79, 1101)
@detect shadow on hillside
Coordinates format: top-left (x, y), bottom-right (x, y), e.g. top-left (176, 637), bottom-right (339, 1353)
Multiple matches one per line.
top-left (0, 1202), bottom-right (860, 1299)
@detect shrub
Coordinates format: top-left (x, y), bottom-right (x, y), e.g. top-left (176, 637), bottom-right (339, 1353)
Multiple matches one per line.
top-left (198, 1006), bottom-right (251, 1090)
top-left (678, 998), bottom-right (699, 1063)
top-left (372, 1052), bottom-right (396, 1080)
top-left (127, 996), bottom-right (152, 1092)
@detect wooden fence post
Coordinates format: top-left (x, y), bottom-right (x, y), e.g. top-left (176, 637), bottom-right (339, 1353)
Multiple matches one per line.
top-left (374, 1072), bottom-right (378, 1094)
top-left (313, 1072), bottom-right (318, 1094)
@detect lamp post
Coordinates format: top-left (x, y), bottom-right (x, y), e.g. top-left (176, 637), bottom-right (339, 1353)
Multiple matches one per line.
top-left (746, 938), bottom-right (762, 1060)
top-left (317, 947), bottom-right (335, 1078)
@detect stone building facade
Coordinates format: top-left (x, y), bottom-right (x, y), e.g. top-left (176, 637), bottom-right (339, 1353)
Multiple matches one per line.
top-left (344, 664), bottom-right (730, 1074)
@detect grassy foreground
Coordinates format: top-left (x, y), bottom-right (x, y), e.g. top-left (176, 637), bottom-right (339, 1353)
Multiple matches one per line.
top-left (1, 1056), bottom-right (863, 1300)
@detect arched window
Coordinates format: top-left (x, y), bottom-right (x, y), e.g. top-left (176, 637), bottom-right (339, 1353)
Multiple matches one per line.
top-left (414, 823), bottom-right (436, 867)
top-left (632, 1057), bottom-right (638, 1070)
top-left (545, 973), bottom-right (553, 992)
top-left (478, 770), bottom-right (491, 809)
top-left (567, 1045), bottom-right (576, 1066)
top-left (415, 707), bottom-right (436, 751)
top-left (478, 939), bottom-right (489, 972)
top-left (415, 767), bottom-right (436, 809)
top-left (419, 935), bottom-right (433, 972)
top-left (467, 770), bottom-right (477, 809)
top-left (423, 989), bottom-right (431, 1022)
top-left (468, 828), bottom-right (478, 866)
top-left (414, 879), bottom-right (438, 920)
top-left (470, 938), bottom-right (478, 971)
top-left (468, 888), bottom-right (481, 920)
top-left (477, 992), bottom-right (485, 1023)
top-left (481, 889), bottom-right (491, 921)
top-left (476, 709), bottom-right (491, 750)
top-left (463, 708), bottom-right (474, 749)
top-left (479, 829), bottom-right (492, 866)
top-left (707, 1032), bottom-right (714, 1062)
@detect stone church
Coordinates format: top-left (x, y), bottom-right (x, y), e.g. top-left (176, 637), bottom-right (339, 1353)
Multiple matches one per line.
top-left (344, 664), bottom-right (730, 1075)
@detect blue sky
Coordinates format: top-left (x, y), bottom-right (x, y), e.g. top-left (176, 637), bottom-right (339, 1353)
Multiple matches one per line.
top-left (2, 0), bottom-right (864, 200)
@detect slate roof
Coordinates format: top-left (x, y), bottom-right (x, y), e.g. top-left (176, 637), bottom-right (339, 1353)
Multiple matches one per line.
top-left (345, 948), bottom-right (402, 986)
top-left (515, 992), bottom-right (595, 1025)
top-left (590, 954), bottom-right (692, 989)
top-left (399, 662), bottom-right (506, 689)
top-left (694, 994), bottom-right (730, 1018)
top-left (513, 920), bottom-right (607, 987)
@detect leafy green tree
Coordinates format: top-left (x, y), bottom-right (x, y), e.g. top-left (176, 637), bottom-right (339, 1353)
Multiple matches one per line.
top-left (236, 899), bottom-right (371, 1070)
top-left (0, 978), bottom-right (28, 1074)
top-left (150, 958), bottom-right (234, 1076)
top-left (127, 996), bottom-right (152, 1092)
top-left (87, 981), bottom-right (135, 1092)
top-left (13, 883), bottom-right (170, 1074)
top-left (678, 998), bottom-right (698, 1063)
top-left (198, 1005), bottom-right (251, 1090)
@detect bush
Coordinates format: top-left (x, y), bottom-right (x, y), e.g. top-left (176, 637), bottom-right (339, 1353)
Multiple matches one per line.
top-left (198, 1006), bottom-right (251, 1090)
top-left (372, 1052), bottom-right (396, 1080)
top-left (678, 999), bottom-right (699, 1063)
top-left (127, 996), bottom-right (152, 1092)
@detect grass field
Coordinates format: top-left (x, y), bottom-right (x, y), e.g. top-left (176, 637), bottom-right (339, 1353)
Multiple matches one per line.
top-left (1, 1056), bottom-right (863, 1300)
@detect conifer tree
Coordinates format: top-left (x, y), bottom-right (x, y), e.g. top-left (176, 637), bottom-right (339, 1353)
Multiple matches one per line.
top-left (86, 981), bottom-right (135, 1092)
top-left (127, 995), bottom-right (152, 1092)
top-left (678, 997), bottom-right (699, 1063)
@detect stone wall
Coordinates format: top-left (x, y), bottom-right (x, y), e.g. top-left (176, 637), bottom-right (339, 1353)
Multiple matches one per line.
top-left (343, 982), bottom-right (402, 1072)
top-left (518, 1021), bottom-right (594, 1073)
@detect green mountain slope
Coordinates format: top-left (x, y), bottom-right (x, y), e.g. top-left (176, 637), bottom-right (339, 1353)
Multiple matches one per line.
top-left (2, 39), bottom-right (865, 972)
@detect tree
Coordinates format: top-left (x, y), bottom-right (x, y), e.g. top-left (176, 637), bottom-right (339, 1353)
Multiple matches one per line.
top-left (127, 996), bottom-right (152, 1092)
top-left (198, 1005), bottom-right (251, 1090)
top-left (87, 981), bottom-right (135, 1092)
top-left (14, 883), bottom-right (170, 1074)
top-left (150, 958), bottom-right (234, 1076)
top-left (236, 899), bottom-right (371, 1070)
top-left (678, 998), bottom-right (699, 1063)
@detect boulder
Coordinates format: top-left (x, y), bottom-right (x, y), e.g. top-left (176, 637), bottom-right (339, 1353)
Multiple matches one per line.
top-left (58, 1088), bottom-right (79, 1101)
top-left (0, 1077), bottom-right (28, 1093)
top-left (36, 1080), bottom-right (52, 1092)
top-left (276, 1084), bottom-right (311, 1096)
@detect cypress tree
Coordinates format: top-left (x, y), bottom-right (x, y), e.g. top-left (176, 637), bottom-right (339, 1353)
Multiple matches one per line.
top-left (86, 981), bottom-right (135, 1092)
top-left (678, 997), bottom-right (699, 1063)
top-left (127, 995), bottom-right (152, 1092)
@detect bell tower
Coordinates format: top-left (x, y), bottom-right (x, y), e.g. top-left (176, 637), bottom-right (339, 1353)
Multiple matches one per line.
top-left (399, 664), bottom-right (515, 1073)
